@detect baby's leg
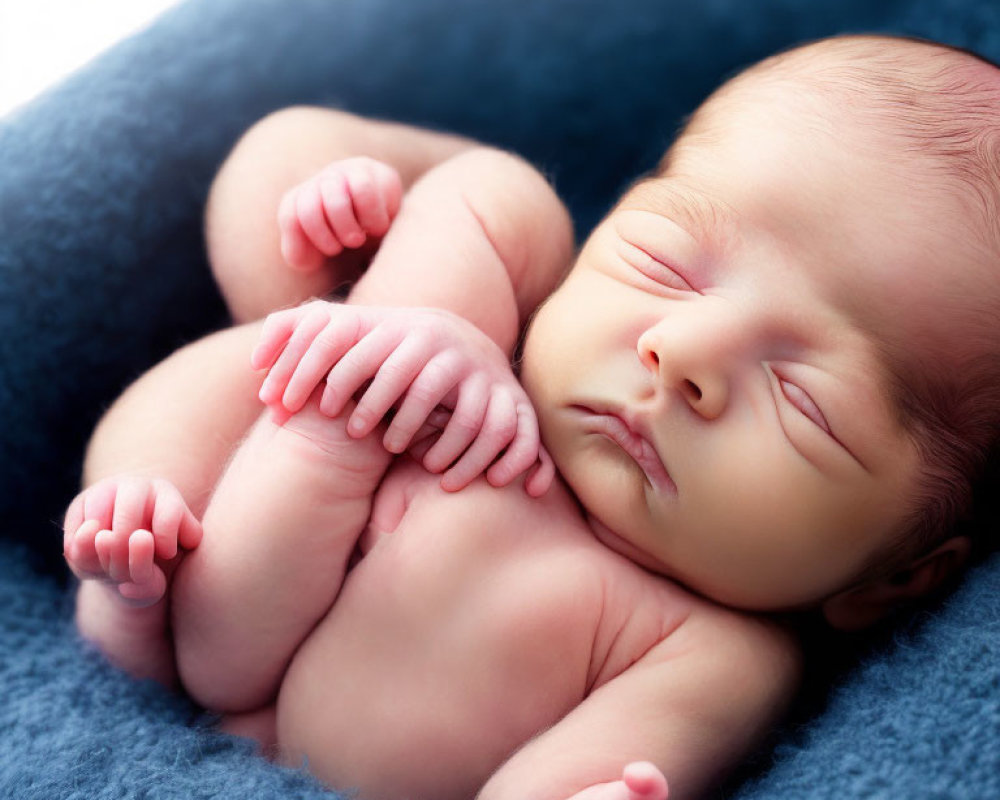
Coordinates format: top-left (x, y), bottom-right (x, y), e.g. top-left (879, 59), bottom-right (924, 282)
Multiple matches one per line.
top-left (205, 106), bottom-right (473, 322)
top-left (71, 322), bottom-right (270, 685)
top-left (170, 389), bottom-right (393, 713)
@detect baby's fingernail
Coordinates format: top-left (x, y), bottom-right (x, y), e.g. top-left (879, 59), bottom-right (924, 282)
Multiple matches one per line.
top-left (384, 433), bottom-right (403, 452)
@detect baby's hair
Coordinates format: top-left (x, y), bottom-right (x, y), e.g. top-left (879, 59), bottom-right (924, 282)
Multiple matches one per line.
top-left (669, 35), bottom-right (1000, 576)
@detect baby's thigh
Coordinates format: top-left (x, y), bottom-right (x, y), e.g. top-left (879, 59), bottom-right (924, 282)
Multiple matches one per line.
top-left (83, 321), bottom-right (268, 513)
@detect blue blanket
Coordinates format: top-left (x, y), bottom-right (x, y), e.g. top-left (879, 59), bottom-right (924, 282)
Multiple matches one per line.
top-left (1, 0), bottom-right (998, 796)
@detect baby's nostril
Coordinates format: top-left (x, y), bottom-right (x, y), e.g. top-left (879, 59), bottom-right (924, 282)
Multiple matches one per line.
top-left (684, 379), bottom-right (702, 401)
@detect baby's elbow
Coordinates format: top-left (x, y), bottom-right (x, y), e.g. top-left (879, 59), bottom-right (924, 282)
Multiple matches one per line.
top-left (447, 147), bottom-right (575, 314)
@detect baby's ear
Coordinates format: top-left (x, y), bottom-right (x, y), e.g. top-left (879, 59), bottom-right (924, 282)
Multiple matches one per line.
top-left (821, 536), bottom-right (972, 632)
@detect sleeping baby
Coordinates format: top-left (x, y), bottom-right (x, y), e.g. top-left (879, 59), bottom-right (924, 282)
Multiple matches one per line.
top-left (64, 34), bottom-right (1000, 800)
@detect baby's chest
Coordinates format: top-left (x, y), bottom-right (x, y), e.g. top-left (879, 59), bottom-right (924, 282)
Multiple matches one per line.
top-left (350, 467), bottom-right (684, 677)
top-left (276, 469), bottom-right (687, 798)
top-left (346, 473), bottom-right (609, 698)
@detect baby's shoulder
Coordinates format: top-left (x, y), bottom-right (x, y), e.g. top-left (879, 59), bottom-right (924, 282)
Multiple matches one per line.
top-left (590, 571), bottom-right (801, 696)
top-left (695, 602), bottom-right (801, 675)
top-left (643, 597), bottom-right (803, 717)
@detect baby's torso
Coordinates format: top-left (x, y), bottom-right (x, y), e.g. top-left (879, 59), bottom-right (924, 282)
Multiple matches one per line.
top-left (276, 460), bottom-right (696, 800)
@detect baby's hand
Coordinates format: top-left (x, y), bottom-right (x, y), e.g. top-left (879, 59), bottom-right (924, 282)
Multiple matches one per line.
top-left (63, 477), bottom-right (202, 606)
top-left (564, 763), bottom-right (669, 800)
top-left (277, 156), bottom-right (403, 271)
top-left (251, 301), bottom-right (554, 496)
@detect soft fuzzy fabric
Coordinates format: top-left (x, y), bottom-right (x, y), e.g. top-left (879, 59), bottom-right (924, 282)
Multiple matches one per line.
top-left (1, 0), bottom-right (998, 797)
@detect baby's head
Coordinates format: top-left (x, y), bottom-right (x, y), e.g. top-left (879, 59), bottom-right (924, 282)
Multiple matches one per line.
top-left (521, 34), bottom-right (1000, 629)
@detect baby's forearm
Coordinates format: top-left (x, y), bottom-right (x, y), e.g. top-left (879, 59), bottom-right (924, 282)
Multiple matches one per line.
top-left (348, 148), bottom-right (574, 357)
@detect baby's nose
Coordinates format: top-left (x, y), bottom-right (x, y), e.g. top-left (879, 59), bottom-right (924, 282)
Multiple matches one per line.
top-left (636, 306), bottom-right (751, 419)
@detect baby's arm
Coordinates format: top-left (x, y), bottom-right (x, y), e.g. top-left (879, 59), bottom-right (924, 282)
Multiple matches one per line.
top-left (208, 107), bottom-right (573, 337)
top-left (478, 611), bottom-right (801, 800)
top-left (170, 301), bottom-right (556, 710)
top-left (252, 301), bottom-right (554, 495)
top-left (277, 155), bottom-right (402, 272)
top-left (207, 106), bottom-right (479, 321)
top-left (170, 389), bottom-right (394, 712)
top-left (345, 145), bottom-right (573, 357)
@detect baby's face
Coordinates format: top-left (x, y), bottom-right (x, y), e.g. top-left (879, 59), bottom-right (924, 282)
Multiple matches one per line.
top-left (521, 90), bottom-right (991, 611)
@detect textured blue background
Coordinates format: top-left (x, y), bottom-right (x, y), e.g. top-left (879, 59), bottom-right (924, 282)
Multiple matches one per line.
top-left (1, 0), bottom-right (998, 797)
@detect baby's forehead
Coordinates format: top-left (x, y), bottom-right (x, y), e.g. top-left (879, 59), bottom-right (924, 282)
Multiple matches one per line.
top-left (682, 36), bottom-right (999, 162)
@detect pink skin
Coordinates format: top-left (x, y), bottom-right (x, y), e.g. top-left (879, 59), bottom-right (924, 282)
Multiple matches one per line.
top-left (567, 763), bottom-right (669, 800)
top-left (278, 156), bottom-right (403, 271)
top-left (251, 300), bottom-right (554, 497)
top-left (63, 476), bottom-right (203, 606)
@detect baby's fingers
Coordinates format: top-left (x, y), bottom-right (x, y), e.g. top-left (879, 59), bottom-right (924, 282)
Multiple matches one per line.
top-left (320, 324), bottom-right (401, 420)
top-left (79, 479), bottom-right (118, 533)
top-left (65, 519), bottom-right (104, 579)
top-left (319, 171), bottom-right (365, 249)
top-left (486, 401), bottom-right (544, 490)
top-left (420, 374), bottom-right (488, 472)
top-left (381, 350), bottom-right (464, 453)
top-left (259, 305), bottom-right (331, 405)
top-left (371, 160), bottom-right (403, 220)
top-left (350, 333), bottom-right (438, 439)
top-left (252, 306), bottom-right (311, 371)
top-left (282, 317), bottom-right (360, 412)
top-left (439, 389), bottom-right (518, 492)
top-left (524, 446), bottom-right (556, 498)
top-left (278, 191), bottom-right (326, 271)
top-left (150, 479), bottom-right (202, 558)
top-left (343, 160), bottom-right (390, 237)
top-left (297, 179), bottom-right (344, 256)
top-left (95, 528), bottom-right (133, 584)
top-left (118, 561), bottom-right (168, 607)
top-left (110, 478), bottom-right (152, 543)
top-left (622, 762), bottom-right (669, 800)
top-left (127, 529), bottom-right (155, 585)
top-left (63, 493), bottom-right (86, 543)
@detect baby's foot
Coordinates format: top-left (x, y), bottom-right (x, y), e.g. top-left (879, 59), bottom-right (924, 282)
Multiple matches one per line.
top-left (278, 156), bottom-right (403, 271)
top-left (64, 476), bottom-right (202, 606)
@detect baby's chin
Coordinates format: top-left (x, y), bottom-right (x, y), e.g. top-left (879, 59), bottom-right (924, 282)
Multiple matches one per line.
top-left (582, 509), bottom-right (674, 577)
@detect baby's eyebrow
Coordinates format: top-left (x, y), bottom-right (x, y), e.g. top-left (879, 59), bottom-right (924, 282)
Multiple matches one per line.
top-left (625, 178), bottom-right (730, 245)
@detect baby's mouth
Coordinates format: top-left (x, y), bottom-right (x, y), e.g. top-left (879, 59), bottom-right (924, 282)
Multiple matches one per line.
top-left (571, 405), bottom-right (677, 494)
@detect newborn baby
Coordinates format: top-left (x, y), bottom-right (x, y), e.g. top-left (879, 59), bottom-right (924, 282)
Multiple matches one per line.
top-left (65, 34), bottom-right (1000, 800)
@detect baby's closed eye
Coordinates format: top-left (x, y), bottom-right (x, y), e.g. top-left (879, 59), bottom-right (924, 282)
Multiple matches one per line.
top-left (777, 378), bottom-right (830, 433)
top-left (619, 240), bottom-right (695, 293)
